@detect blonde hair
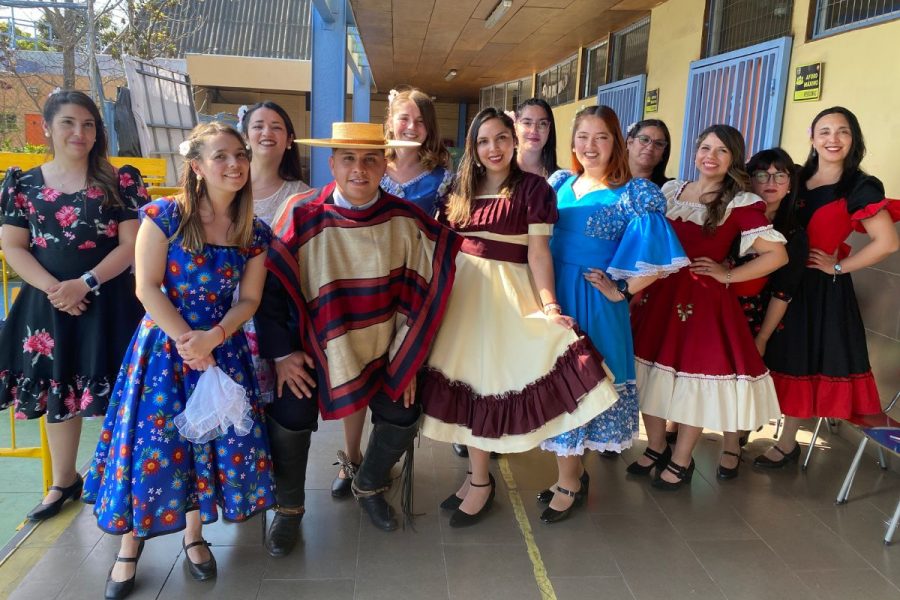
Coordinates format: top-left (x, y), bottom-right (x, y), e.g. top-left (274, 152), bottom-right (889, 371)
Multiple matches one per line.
top-left (384, 87), bottom-right (451, 171)
top-left (175, 122), bottom-right (254, 253)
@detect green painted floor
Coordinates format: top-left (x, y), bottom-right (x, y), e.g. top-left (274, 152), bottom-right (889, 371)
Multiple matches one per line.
top-left (0, 409), bottom-right (102, 547)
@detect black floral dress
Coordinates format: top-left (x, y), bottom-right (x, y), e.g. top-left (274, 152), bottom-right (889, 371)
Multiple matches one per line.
top-left (0, 165), bottom-right (148, 422)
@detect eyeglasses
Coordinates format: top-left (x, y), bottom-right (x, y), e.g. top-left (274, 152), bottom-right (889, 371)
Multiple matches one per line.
top-left (518, 119), bottom-right (551, 132)
top-left (751, 171), bottom-right (790, 184)
top-left (634, 134), bottom-right (668, 150)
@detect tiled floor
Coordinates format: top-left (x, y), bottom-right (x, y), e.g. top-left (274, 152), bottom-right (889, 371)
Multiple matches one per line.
top-left (3, 417), bottom-right (900, 600)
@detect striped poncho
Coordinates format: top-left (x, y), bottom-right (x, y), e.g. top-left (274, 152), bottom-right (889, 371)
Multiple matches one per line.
top-left (265, 182), bottom-right (462, 419)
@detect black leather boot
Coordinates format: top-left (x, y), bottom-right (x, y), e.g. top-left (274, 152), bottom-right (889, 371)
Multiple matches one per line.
top-left (352, 419), bottom-right (419, 532)
top-left (264, 417), bottom-right (312, 558)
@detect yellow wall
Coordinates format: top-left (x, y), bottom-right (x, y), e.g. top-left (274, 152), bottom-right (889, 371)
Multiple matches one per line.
top-left (551, 101), bottom-right (590, 171)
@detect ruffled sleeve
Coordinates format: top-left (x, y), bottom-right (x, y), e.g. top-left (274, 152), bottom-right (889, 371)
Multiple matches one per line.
top-left (246, 218), bottom-right (273, 258)
top-left (768, 229), bottom-right (809, 303)
top-left (845, 174), bottom-right (900, 231)
top-left (0, 167), bottom-right (28, 228)
top-left (733, 194), bottom-right (787, 256)
top-left (547, 169), bottom-right (574, 192)
top-left (113, 165), bottom-right (150, 221)
top-left (524, 173), bottom-right (558, 236)
top-left (139, 197), bottom-right (179, 237)
top-left (605, 178), bottom-right (690, 280)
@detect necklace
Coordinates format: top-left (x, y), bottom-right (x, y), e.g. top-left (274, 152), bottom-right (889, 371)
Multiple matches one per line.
top-left (573, 177), bottom-right (606, 200)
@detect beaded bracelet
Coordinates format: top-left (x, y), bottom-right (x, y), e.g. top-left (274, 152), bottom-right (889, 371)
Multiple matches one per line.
top-left (542, 302), bottom-right (562, 315)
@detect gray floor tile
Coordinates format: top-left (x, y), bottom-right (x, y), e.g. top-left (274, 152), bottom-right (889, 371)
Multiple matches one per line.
top-left (157, 544), bottom-right (267, 599)
top-left (7, 545), bottom-right (94, 600)
top-left (795, 567), bottom-right (900, 600)
top-left (443, 543), bottom-right (541, 600)
top-left (258, 578), bottom-right (355, 599)
top-left (550, 576), bottom-right (635, 600)
top-left (354, 574), bottom-right (450, 600)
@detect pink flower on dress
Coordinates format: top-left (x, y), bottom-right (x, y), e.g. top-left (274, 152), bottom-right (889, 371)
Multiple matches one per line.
top-left (119, 172), bottom-right (135, 188)
top-left (77, 240), bottom-right (97, 250)
top-left (14, 192), bottom-right (28, 209)
top-left (86, 187), bottom-right (104, 199)
top-left (33, 236), bottom-right (47, 248)
top-left (23, 329), bottom-right (54, 365)
top-left (80, 389), bottom-right (94, 410)
top-left (137, 186), bottom-right (149, 200)
top-left (42, 187), bottom-right (61, 203)
top-left (63, 389), bottom-right (78, 414)
top-left (104, 220), bottom-right (118, 237)
top-left (55, 205), bottom-right (78, 228)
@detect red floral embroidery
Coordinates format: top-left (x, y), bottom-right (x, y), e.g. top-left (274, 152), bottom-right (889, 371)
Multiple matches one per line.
top-left (55, 205), bottom-right (78, 228)
top-left (86, 187), bottom-right (104, 199)
top-left (22, 329), bottom-right (54, 364)
top-left (77, 240), bottom-right (97, 249)
top-left (119, 172), bottom-right (135, 188)
top-left (33, 236), bottom-right (47, 248)
top-left (41, 187), bottom-right (61, 203)
top-left (104, 220), bottom-right (118, 237)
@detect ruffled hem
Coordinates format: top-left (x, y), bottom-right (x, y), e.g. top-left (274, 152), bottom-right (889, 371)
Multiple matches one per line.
top-left (0, 371), bottom-right (113, 422)
top-left (738, 225), bottom-right (787, 256)
top-left (606, 257), bottom-right (691, 280)
top-left (421, 379), bottom-right (618, 453)
top-left (420, 336), bottom-right (614, 438)
top-left (851, 198), bottom-right (900, 231)
top-left (636, 358), bottom-right (780, 432)
top-left (539, 438), bottom-right (635, 456)
top-left (771, 371), bottom-right (882, 419)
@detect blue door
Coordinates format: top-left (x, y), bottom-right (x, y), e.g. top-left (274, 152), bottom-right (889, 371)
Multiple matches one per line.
top-left (679, 37), bottom-right (792, 180)
top-left (597, 74), bottom-right (647, 135)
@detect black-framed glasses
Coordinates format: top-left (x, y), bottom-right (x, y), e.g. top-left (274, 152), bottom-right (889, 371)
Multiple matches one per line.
top-left (752, 171), bottom-right (790, 184)
top-left (518, 118), bottom-right (551, 131)
top-left (634, 134), bottom-right (668, 150)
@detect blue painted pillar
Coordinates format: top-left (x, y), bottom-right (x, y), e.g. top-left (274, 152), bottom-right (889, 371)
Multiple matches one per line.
top-left (352, 66), bottom-right (371, 123)
top-left (310, 0), bottom-right (348, 188)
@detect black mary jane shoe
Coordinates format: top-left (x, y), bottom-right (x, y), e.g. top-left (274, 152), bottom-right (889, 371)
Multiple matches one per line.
top-left (104, 540), bottom-right (144, 600)
top-left (752, 443), bottom-right (800, 469)
top-left (183, 538), bottom-right (217, 581)
top-left (537, 470), bottom-right (589, 504)
top-left (717, 450), bottom-right (742, 480)
top-left (27, 473), bottom-right (83, 521)
top-left (651, 458), bottom-right (695, 491)
top-left (626, 445), bottom-right (671, 476)
top-left (331, 461), bottom-right (360, 499)
top-left (540, 473), bottom-right (590, 524)
top-left (440, 471), bottom-right (471, 511)
top-left (449, 474), bottom-right (495, 528)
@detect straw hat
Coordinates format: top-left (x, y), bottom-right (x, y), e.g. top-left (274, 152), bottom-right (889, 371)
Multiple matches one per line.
top-left (296, 122), bottom-right (420, 149)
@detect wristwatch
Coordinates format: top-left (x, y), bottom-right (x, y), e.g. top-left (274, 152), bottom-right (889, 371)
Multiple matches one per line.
top-left (833, 263), bottom-right (843, 275)
top-left (80, 271), bottom-right (101, 294)
top-left (615, 278), bottom-right (633, 301)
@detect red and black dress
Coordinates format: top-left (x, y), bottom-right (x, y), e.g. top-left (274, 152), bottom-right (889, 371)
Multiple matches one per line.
top-left (765, 173), bottom-right (898, 418)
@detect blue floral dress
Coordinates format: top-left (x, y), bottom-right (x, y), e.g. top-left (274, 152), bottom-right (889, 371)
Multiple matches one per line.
top-left (83, 198), bottom-right (276, 539)
top-left (541, 175), bottom-right (688, 455)
top-left (380, 166), bottom-right (453, 215)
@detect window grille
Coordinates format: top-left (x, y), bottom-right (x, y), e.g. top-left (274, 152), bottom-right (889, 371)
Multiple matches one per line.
top-left (581, 41), bottom-right (608, 99)
top-left (610, 18), bottom-right (650, 82)
top-left (812, 0), bottom-right (899, 37)
top-left (0, 113), bottom-right (17, 133)
top-left (479, 76), bottom-right (531, 111)
top-left (537, 54), bottom-right (577, 107)
top-left (706, 1), bottom-right (794, 56)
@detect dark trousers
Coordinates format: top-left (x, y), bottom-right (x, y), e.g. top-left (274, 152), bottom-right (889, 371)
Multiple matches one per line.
top-left (266, 383), bottom-right (420, 432)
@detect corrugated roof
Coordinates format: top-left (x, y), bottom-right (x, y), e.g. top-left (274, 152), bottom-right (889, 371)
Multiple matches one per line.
top-left (168, 0), bottom-right (311, 60)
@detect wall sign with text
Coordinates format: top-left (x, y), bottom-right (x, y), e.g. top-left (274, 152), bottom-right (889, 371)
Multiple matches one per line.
top-left (793, 63), bottom-right (823, 102)
top-left (644, 88), bottom-right (659, 113)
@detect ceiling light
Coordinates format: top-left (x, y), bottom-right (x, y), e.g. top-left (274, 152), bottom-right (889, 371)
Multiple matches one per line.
top-left (445, 69), bottom-right (458, 81)
top-left (485, 0), bottom-right (512, 29)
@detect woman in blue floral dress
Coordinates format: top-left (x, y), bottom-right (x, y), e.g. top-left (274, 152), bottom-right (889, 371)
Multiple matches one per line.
top-left (537, 106), bottom-right (688, 523)
top-left (0, 90), bottom-right (147, 522)
top-left (83, 122), bottom-right (275, 599)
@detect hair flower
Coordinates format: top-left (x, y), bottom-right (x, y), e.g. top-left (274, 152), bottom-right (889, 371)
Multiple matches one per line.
top-left (626, 122), bottom-right (638, 135)
top-left (236, 105), bottom-right (249, 132)
top-left (503, 109), bottom-right (516, 121)
top-left (178, 140), bottom-right (192, 157)
top-left (48, 87), bottom-right (62, 98)
top-left (387, 89), bottom-right (399, 105)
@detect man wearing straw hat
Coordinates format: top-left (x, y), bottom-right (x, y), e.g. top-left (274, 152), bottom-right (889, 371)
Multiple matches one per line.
top-left (254, 122), bottom-right (461, 553)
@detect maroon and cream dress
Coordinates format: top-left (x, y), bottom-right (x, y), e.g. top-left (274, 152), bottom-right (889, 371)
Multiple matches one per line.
top-left (420, 173), bottom-right (618, 453)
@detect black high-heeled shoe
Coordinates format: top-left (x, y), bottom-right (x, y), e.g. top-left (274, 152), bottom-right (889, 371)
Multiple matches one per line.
top-left (449, 474), bottom-right (495, 528)
top-left (183, 538), bottom-right (217, 581)
top-left (651, 458), bottom-right (695, 491)
top-left (440, 471), bottom-right (471, 511)
top-left (752, 443), bottom-right (800, 469)
top-left (626, 445), bottom-right (671, 476)
top-left (331, 455), bottom-right (360, 499)
top-left (451, 443), bottom-right (469, 458)
top-left (104, 540), bottom-right (144, 600)
top-left (540, 473), bottom-right (590, 524)
top-left (717, 450), bottom-right (742, 480)
top-left (537, 470), bottom-right (589, 504)
top-left (27, 473), bottom-right (83, 521)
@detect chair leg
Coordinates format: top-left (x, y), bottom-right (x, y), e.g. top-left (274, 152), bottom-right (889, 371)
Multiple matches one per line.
top-left (774, 415), bottom-right (783, 439)
top-left (835, 437), bottom-right (867, 505)
top-left (885, 496), bottom-right (900, 546)
top-left (877, 446), bottom-right (888, 470)
top-left (802, 417), bottom-right (824, 471)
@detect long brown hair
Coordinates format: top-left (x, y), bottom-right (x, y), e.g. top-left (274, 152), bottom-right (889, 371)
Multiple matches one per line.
top-left (570, 105), bottom-right (630, 187)
top-left (175, 122), bottom-right (254, 253)
top-left (43, 90), bottom-right (122, 208)
top-left (446, 108), bottom-right (523, 226)
top-left (694, 124), bottom-right (750, 233)
top-left (384, 88), bottom-right (451, 171)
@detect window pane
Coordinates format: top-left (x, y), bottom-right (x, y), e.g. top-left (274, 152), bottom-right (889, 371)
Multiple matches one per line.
top-left (814, 0), bottom-right (899, 37)
top-left (707, 0), bottom-right (794, 56)
top-left (581, 43), bottom-right (608, 98)
top-left (611, 18), bottom-right (650, 82)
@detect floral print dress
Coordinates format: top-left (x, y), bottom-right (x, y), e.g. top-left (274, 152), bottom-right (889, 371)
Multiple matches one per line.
top-left (82, 197), bottom-right (276, 538)
top-left (0, 165), bottom-right (147, 422)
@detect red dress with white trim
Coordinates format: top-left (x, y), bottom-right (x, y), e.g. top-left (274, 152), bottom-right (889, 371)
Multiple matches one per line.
top-left (765, 173), bottom-right (899, 418)
top-left (631, 181), bottom-right (785, 432)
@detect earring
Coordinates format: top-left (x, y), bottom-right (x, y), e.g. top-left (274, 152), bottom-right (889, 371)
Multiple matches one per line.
top-left (811, 148), bottom-right (817, 158)
top-left (197, 174), bottom-right (203, 182)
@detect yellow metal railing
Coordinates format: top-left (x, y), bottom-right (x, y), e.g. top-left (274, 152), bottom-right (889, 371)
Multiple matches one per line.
top-left (0, 250), bottom-right (52, 495)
